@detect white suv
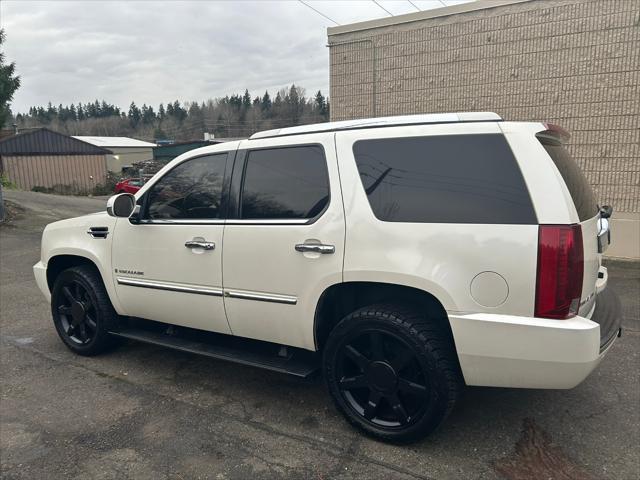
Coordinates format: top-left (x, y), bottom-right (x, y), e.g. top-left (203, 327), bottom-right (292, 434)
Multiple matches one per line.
top-left (34, 112), bottom-right (621, 442)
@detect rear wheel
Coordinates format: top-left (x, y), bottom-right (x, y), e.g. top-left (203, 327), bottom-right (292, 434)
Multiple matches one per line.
top-left (323, 304), bottom-right (463, 443)
top-left (51, 265), bottom-right (120, 356)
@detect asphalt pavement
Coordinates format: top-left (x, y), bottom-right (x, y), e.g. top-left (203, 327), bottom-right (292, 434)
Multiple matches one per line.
top-left (1, 191), bottom-right (638, 479)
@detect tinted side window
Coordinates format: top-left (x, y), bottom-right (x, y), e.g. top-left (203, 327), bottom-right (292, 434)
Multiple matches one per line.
top-left (240, 145), bottom-right (329, 219)
top-left (145, 153), bottom-right (227, 220)
top-left (538, 139), bottom-right (598, 221)
top-left (353, 134), bottom-right (537, 224)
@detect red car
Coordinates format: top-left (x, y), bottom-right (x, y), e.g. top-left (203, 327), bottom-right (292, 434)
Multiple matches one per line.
top-left (114, 178), bottom-right (144, 194)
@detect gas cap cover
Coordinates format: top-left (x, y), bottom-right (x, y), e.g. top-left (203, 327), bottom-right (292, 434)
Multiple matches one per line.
top-left (470, 271), bottom-right (509, 307)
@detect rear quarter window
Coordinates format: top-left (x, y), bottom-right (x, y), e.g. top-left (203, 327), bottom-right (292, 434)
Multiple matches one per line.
top-left (537, 137), bottom-right (598, 222)
top-left (352, 134), bottom-right (537, 224)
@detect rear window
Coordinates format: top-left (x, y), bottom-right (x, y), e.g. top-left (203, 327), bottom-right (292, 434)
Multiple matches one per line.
top-left (538, 138), bottom-right (598, 221)
top-left (352, 134), bottom-right (537, 224)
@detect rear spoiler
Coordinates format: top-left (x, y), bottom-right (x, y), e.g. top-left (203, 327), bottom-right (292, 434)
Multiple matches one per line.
top-left (536, 123), bottom-right (571, 145)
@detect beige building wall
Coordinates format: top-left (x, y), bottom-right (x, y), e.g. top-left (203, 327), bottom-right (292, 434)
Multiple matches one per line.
top-left (328, 0), bottom-right (639, 259)
top-left (1, 154), bottom-right (107, 193)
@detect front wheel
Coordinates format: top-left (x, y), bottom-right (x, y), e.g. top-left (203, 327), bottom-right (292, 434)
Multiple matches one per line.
top-left (323, 304), bottom-right (463, 443)
top-left (51, 265), bottom-right (120, 356)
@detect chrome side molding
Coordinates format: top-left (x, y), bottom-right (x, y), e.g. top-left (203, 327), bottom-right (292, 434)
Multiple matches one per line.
top-left (224, 289), bottom-right (298, 305)
top-left (116, 278), bottom-right (297, 305)
top-left (116, 277), bottom-right (223, 297)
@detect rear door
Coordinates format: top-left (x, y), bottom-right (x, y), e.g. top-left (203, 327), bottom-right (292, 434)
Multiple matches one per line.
top-left (537, 134), bottom-right (603, 316)
top-left (222, 134), bottom-right (345, 350)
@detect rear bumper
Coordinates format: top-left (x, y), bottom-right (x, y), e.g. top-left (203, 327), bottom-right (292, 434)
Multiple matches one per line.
top-left (33, 261), bottom-right (51, 303)
top-left (449, 289), bottom-right (621, 389)
top-left (590, 287), bottom-right (622, 352)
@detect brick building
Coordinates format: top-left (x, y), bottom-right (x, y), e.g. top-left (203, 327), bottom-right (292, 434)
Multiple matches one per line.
top-left (328, 0), bottom-right (639, 258)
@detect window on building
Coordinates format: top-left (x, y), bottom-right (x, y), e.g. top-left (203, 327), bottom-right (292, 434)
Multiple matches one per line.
top-left (353, 134), bottom-right (537, 224)
top-left (240, 145), bottom-right (329, 220)
top-left (145, 153), bottom-right (228, 220)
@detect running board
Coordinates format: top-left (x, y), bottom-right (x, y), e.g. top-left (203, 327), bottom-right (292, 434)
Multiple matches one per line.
top-left (109, 320), bottom-right (319, 378)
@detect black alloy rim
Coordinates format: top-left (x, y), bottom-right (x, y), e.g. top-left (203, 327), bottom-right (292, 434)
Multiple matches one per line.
top-left (336, 329), bottom-right (431, 428)
top-left (55, 280), bottom-right (98, 345)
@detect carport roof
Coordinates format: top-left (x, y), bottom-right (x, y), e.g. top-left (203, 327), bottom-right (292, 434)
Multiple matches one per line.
top-left (0, 128), bottom-right (111, 156)
top-left (73, 136), bottom-right (156, 148)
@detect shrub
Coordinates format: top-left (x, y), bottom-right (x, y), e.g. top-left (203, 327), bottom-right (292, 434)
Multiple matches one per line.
top-left (1, 174), bottom-right (16, 188)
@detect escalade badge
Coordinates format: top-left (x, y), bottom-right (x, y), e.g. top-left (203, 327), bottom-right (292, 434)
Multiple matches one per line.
top-left (115, 268), bottom-right (144, 276)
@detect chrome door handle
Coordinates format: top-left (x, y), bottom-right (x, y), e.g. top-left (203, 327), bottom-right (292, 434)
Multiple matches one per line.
top-left (185, 240), bottom-right (215, 250)
top-left (295, 243), bottom-right (335, 254)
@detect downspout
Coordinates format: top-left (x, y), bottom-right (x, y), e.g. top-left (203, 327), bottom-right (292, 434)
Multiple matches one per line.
top-left (327, 38), bottom-right (377, 118)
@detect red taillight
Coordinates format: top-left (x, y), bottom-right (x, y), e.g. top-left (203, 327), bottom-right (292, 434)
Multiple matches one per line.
top-left (535, 225), bottom-right (584, 319)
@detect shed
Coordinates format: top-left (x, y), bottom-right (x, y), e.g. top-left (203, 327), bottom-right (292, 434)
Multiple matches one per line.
top-left (0, 128), bottom-right (110, 194)
top-left (73, 136), bottom-right (156, 173)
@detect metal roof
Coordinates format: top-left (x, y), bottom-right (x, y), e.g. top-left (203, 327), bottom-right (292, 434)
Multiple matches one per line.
top-left (249, 112), bottom-right (502, 140)
top-left (0, 128), bottom-right (111, 156)
top-left (72, 136), bottom-right (156, 148)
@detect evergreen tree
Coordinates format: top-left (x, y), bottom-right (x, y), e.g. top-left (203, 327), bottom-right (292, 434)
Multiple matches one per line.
top-left (14, 85), bottom-right (330, 140)
top-left (128, 101), bottom-right (141, 127)
top-left (142, 104), bottom-right (156, 124)
top-left (273, 92), bottom-right (282, 109)
top-left (261, 91), bottom-right (272, 113)
top-left (242, 89), bottom-right (251, 109)
top-left (314, 90), bottom-right (327, 118)
top-left (0, 29), bottom-right (20, 130)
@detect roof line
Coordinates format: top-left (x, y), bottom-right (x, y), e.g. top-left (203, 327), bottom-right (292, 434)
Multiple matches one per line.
top-left (0, 127), bottom-right (112, 154)
top-left (327, 0), bottom-right (533, 37)
top-left (249, 112), bottom-right (502, 140)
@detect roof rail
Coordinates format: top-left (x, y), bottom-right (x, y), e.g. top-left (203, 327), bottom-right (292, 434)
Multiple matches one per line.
top-left (249, 112), bottom-right (502, 140)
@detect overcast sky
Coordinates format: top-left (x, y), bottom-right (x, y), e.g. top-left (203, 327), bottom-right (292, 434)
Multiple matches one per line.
top-left (1, 0), bottom-right (471, 114)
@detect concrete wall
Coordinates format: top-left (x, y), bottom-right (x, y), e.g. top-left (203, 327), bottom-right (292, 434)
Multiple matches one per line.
top-left (1, 154), bottom-right (107, 193)
top-left (328, 0), bottom-right (639, 259)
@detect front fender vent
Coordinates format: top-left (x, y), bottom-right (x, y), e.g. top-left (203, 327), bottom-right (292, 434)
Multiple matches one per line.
top-left (87, 226), bottom-right (109, 239)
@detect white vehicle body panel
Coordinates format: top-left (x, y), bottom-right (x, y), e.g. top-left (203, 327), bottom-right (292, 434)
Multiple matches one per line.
top-left (111, 220), bottom-right (230, 334)
top-left (335, 122), bottom-right (539, 316)
top-left (35, 212), bottom-right (123, 311)
top-left (222, 133), bottom-right (345, 350)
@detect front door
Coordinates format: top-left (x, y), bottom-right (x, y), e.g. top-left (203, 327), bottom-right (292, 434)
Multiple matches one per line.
top-left (112, 152), bottom-right (232, 334)
top-left (222, 135), bottom-right (345, 350)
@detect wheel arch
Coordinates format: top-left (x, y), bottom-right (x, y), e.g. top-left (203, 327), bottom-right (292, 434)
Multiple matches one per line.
top-left (46, 254), bottom-right (100, 292)
top-left (313, 281), bottom-right (456, 353)
top-left (45, 252), bottom-right (125, 314)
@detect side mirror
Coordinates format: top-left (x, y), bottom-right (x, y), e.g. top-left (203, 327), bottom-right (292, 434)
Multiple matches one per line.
top-left (107, 193), bottom-right (136, 218)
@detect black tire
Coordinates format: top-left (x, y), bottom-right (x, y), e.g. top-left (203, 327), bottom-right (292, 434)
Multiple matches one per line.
top-left (51, 265), bottom-right (120, 356)
top-left (323, 304), bottom-right (463, 443)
